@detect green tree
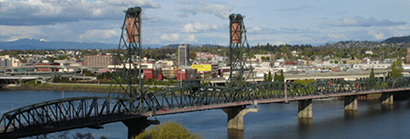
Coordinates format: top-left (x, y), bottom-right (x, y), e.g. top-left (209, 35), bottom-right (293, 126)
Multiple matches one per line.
top-left (274, 73), bottom-right (279, 81)
top-left (190, 51), bottom-right (197, 60)
top-left (369, 67), bottom-right (375, 78)
top-left (267, 71), bottom-right (272, 82)
top-left (134, 121), bottom-right (201, 139)
top-left (278, 70), bottom-right (285, 82)
top-left (57, 55), bottom-right (68, 60)
top-left (391, 58), bottom-right (403, 78)
top-left (264, 74), bottom-right (267, 81)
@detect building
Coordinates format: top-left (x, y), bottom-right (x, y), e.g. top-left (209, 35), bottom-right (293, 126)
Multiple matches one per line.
top-left (178, 44), bottom-right (190, 66)
top-left (0, 55), bottom-right (20, 67)
top-left (176, 68), bottom-right (197, 81)
top-left (192, 64), bottom-right (219, 78)
top-left (83, 55), bottom-right (119, 67)
top-left (143, 69), bottom-right (163, 80)
top-left (162, 67), bottom-right (177, 78)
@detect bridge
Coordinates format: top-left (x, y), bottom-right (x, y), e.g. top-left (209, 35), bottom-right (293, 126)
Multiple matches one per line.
top-left (1, 6), bottom-right (408, 139)
top-left (1, 77), bottom-right (409, 138)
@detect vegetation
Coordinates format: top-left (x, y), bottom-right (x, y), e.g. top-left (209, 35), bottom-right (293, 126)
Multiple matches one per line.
top-left (383, 35), bottom-right (410, 43)
top-left (369, 67), bottom-right (375, 78)
top-left (292, 79), bottom-right (314, 85)
top-left (134, 121), bottom-right (201, 139)
top-left (391, 58), bottom-right (403, 78)
top-left (274, 70), bottom-right (285, 82)
top-left (263, 71), bottom-right (272, 82)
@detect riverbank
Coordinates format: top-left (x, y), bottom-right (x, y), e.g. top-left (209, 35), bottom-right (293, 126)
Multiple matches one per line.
top-left (2, 83), bottom-right (113, 93)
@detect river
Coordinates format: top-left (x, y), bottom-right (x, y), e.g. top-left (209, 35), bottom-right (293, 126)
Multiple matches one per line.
top-left (1, 90), bottom-right (410, 139)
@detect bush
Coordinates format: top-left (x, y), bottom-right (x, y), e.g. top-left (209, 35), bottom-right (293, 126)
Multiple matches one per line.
top-left (134, 121), bottom-right (201, 139)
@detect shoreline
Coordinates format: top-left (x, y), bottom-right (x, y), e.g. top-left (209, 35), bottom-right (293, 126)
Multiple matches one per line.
top-left (2, 84), bottom-right (112, 93)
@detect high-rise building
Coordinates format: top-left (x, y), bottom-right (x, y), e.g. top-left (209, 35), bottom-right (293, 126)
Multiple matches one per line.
top-left (178, 44), bottom-right (190, 66)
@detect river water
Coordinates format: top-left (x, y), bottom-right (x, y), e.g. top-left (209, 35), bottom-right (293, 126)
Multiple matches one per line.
top-left (1, 90), bottom-right (410, 139)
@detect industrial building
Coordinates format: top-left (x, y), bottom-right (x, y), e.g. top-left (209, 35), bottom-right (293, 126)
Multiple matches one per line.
top-left (83, 55), bottom-right (119, 67)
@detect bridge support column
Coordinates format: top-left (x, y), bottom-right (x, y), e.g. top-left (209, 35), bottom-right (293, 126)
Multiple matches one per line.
top-left (122, 117), bottom-right (159, 139)
top-left (381, 92), bottom-right (393, 105)
top-left (344, 96), bottom-right (358, 111)
top-left (298, 99), bottom-right (312, 119)
top-left (222, 106), bottom-right (258, 130)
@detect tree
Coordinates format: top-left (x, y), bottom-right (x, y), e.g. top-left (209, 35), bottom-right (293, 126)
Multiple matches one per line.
top-left (391, 58), bottom-right (403, 78)
top-left (274, 52), bottom-right (282, 59)
top-left (278, 70), bottom-right (285, 82)
top-left (189, 51), bottom-right (197, 60)
top-left (274, 73), bottom-right (279, 82)
top-left (134, 121), bottom-right (201, 139)
top-left (267, 71), bottom-right (272, 82)
top-left (369, 67), bottom-right (375, 78)
top-left (57, 55), bottom-right (68, 60)
top-left (264, 74), bottom-right (267, 81)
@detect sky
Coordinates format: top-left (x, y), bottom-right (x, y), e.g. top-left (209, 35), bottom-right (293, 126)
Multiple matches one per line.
top-left (0, 0), bottom-right (409, 47)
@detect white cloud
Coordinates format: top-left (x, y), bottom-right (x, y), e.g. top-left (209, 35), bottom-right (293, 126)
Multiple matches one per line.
top-left (0, 0), bottom-right (160, 26)
top-left (0, 25), bottom-right (42, 41)
top-left (104, 0), bottom-right (160, 8)
top-left (324, 16), bottom-right (406, 27)
top-left (79, 29), bottom-right (118, 40)
top-left (160, 33), bottom-right (179, 41)
top-left (184, 34), bottom-right (197, 42)
top-left (326, 34), bottom-right (347, 40)
top-left (181, 22), bottom-right (218, 33)
top-left (367, 30), bottom-right (385, 40)
top-left (248, 27), bottom-right (263, 34)
top-left (274, 41), bottom-right (286, 45)
top-left (178, 0), bottom-right (233, 19)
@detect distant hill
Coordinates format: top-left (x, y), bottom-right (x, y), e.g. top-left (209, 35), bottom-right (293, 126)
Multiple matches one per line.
top-left (0, 38), bottom-right (163, 50)
top-left (382, 35), bottom-right (410, 43)
top-left (0, 39), bottom-right (116, 50)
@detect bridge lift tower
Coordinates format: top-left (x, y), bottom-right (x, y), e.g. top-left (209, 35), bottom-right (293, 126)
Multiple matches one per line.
top-left (224, 13), bottom-right (259, 131)
top-left (227, 14), bottom-right (254, 88)
top-left (111, 6), bottom-right (160, 138)
top-left (111, 6), bottom-right (144, 98)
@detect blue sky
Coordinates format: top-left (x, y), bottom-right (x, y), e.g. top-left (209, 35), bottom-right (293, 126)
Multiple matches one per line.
top-left (0, 0), bottom-right (409, 47)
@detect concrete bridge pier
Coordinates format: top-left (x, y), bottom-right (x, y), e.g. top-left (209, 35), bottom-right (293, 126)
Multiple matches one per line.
top-left (122, 117), bottom-right (159, 139)
top-left (222, 106), bottom-right (258, 130)
top-left (344, 96), bottom-right (358, 111)
top-left (298, 99), bottom-right (312, 119)
top-left (381, 92), bottom-right (393, 105)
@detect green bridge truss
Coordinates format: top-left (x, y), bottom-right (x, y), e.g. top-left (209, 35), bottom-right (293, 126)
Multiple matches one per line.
top-left (1, 77), bottom-right (410, 138)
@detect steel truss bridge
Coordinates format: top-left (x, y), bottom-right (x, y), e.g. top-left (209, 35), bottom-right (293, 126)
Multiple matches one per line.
top-left (1, 77), bottom-right (410, 138)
